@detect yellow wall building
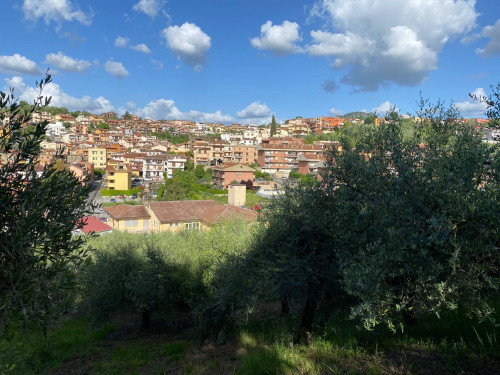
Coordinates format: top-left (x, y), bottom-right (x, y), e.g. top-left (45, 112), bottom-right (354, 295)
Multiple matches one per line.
top-left (104, 200), bottom-right (257, 233)
top-left (106, 168), bottom-right (132, 190)
top-left (88, 147), bottom-right (107, 169)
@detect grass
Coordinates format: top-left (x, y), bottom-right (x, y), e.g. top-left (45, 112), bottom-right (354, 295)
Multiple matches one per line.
top-left (194, 190), bottom-right (267, 207)
top-left (3, 303), bottom-right (500, 374)
top-left (0, 316), bottom-right (116, 375)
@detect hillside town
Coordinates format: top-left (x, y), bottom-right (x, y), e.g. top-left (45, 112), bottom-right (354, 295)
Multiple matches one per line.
top-left (2, 108), bottom-right (493, 236)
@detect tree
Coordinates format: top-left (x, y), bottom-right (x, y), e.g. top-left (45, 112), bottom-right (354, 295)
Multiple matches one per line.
top-left (271, 115), bottom-right (278, 136)
top-left (0, 74), bottom-right (93, 333)
top-left (247, 91), bottom-right (500, 345)
top-left (195, 164), bottom-right (205, 179)
top-left (123, 111), bottom-right (132, 120)
top-left (364, 113), bottom-right (376, 124)
top-left (63, 121), bottom-right (71, 129)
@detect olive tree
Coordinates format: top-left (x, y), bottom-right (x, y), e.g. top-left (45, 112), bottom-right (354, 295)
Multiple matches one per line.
top-left (0, 74), bottom-right (92, 334)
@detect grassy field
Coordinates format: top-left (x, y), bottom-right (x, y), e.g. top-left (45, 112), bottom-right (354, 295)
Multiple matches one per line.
top-left (3, 303), bottom-right (499, 375)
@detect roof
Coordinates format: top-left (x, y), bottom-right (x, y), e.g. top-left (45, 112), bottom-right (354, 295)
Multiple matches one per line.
top-left (104, 205), bottom-right (151, 220)
top-left (78, 216), bottom-right (112, 234)
top-left (214, 164), bottom-right (255, 172)
top-left (149, 200), bottom-right (258, 224)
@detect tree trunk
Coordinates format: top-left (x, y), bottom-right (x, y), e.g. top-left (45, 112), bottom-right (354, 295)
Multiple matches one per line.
top-left (295, 285), bottom-right (320, 346)
top-left (141, 310), bottom-right (151, 329)
top-left (281, 297), bottom-right (290, 315)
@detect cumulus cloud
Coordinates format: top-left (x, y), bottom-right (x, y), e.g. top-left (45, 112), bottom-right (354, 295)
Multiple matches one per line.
top-left (236, 101), bottom-right (273, 124)
top-left (322, 79), bottom-right (340, 93)
top-left (161, 23), bottom-right (211, 69)
top-left (134, 98), bottom-right (233, 123)
top-left (476, 19), bottom-right (500, 58)
top-left (5, 76), bottom-right (113, 114)
top-left (0, 54), bottom-right (42, 75)
top-left (131, 43), bottom-right (152, 54)
top-left (104, 60), bottom-right (129, 79)
top-left (308, 0), bottom-right (478, 91)
top-left (45, 52), bottom-right (91, 73)
top-left (115, 36), bottom-right (151, 54)
top-left (132, 0), bottom-right (166, 18)
top-left (250, 21), bottom-right (303, 56)
top-left (237, 101), bottom-right (272, 119)
top-left (372, 101), bottom-right (398, 115)
top-left (22, 0), bottom-right (92, 27)
top-left (455, 88), bottom-right (489, 118)
top-left (329, 107), bottom-right (343, 116)
top-left (115, 36), bottom-right (129, 48)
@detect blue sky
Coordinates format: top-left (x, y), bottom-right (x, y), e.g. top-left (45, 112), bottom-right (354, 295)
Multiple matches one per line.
top-left (1, 0), bottom-right (500, 124)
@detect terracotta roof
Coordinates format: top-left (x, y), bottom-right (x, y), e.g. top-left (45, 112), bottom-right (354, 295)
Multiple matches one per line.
top-left (104, 205), bottom-right (150, 220)
top-left (214, 164), bottom-right (255, 172)
top-left (78, 216), bottom-right (112, 234)
top-left (149, 200), bottom-right (258, 224)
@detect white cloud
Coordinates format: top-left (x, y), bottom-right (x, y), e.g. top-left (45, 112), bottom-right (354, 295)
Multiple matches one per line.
top-left (236, 101), bottom-right (273, 125)
top-left (132, 0), bottom-right (166, 18)
top-left (5, 76), bottom-right (114, 114)
top-left (461, 33), bottom-right (481, 44)
top-left (455, 87), bottom-right (489, 118)
top-left (131, 43), bottom-right (152, 54)
top-left (45, 52), bottom-right (91, 73)
top-left (150, 58), bottom-right (164, 69)
top-left (372, 101), bottom-right (398, 115)
top-left (308, 0), bottom-right (478, 91)
top-left (250, 21), bottom-right (303, 56)
top-left (115, 36), bottom-right (129, 48)
top-left (22, 0), bottom-right (92, 27)
top-left (476, 19), bottom-right (500, 58)
top-left (161, 22), bottom-right (211, 69)
top-left (329, 107), bottom-right (343, 116)
top-left (135, 98), bottom-right (233, 123)
top-left (237, 101), bottom-right (272, 119)
top-left (104, 60), bottom-right (129, 79)
top-left (0, 54), bottom-right (42, 75)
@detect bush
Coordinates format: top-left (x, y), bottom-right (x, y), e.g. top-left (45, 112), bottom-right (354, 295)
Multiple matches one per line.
top-left (101, 187), bottom-right (142, 197)
top-left (80, 220), bottom-right (257, 334)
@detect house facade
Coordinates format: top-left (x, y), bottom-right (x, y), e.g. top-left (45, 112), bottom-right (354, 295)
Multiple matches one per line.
top-left (103, 200), bottom-right (258, 233)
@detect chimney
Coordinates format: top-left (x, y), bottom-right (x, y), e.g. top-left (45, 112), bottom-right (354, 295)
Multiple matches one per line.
top-left (228, 184), bottom-right (246, 207)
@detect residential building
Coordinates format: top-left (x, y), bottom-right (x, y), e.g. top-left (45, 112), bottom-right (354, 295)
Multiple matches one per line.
top-left (103, 200), bottom-right (257, 233)
top-left (212, 163), bottom-right (255, 188)
top-left (88, 147), bottom-right (107, 169)
top-left (106, 164), bottom-right (132, 190)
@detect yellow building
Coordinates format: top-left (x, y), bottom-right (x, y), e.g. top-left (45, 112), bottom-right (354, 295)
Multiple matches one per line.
top-left (103, 200), bottom-right (258, 233)
top-left (88, 147), bottom-right (107, 169)
top-left (106, 165), bottom-right (132, 190)
top-left (104, 205), bottom-right (150, 232)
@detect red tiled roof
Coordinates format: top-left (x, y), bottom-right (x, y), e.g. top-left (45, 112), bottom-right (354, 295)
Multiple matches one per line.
top-left (103, 205), bottom-right (150, 220)
top-left (78, 216), bottom-right (112, 234)
top-left (149, 200), bottom-right (258, 224)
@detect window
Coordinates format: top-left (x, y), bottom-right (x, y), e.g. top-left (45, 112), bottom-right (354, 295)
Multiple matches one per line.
top-left (125, 219), bottom-right (138, 227)
top-left (184, 222), bottom-right (200, 231)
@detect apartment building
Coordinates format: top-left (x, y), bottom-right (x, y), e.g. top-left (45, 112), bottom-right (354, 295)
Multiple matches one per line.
top-left (88, 147), bottom-right (107, 169)
top-left (106, 163), bottom-right (132, 190)
top-left (257, 138), bottom-right (324, 175)
top-left (143, 155), bottom-right (186, 180)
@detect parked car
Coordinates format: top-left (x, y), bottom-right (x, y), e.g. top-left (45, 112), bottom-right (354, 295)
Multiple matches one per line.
top-left (119, 194), bottom-right (125, 199)
top-left (110, 198), bottom-right (116, 203)
top-left (131, 193), bottom-right (138, 199)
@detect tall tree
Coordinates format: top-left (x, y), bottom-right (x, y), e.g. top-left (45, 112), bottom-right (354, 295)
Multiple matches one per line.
top-left (271, 115), bottom-right (277, 136)
top-left (0, 74), bottom-right (93, 333)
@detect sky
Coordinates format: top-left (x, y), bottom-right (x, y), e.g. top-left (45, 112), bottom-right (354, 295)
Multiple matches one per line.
top-left (1, 0), bottom-right (500, 124)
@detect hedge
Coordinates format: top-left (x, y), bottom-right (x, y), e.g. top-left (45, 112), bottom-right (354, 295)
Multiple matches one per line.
top-left (101, 187), bottom-right (143, 197)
